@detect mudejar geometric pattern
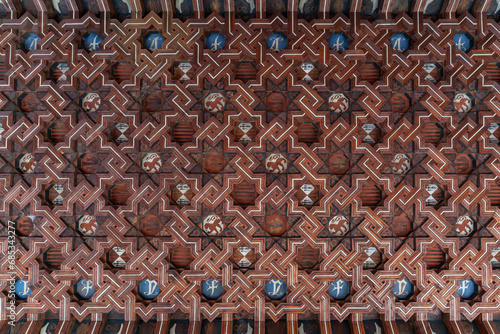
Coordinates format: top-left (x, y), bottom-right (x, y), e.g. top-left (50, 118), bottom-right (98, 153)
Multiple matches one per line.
top-left (2, 0), bottom-right (500, 332)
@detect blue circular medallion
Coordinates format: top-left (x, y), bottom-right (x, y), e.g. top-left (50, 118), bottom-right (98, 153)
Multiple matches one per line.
top-left (24, 34), bottom-right (41, 52)
top-left (453, 32), bottom-right (473, 52)
top-left (84, 33), bottom-right (103, 52)
top-left (390, 33), bottom-right (410, 52)
top-left (144, 33), bottom-right (164, 52)
top-left (265, 279), bottom-right (286, 299)
top-left (15, 279), bottom-right (31, 299)
top-left (76, 279), bottom-right (95, 299)
top-left (392, 278), bottom-right (414, 299)
top-left (138, 279), bottom-right (160, 300)
top-left (205, 32), bottom-right (226, 52)
top-left (329, 33), bottom-right (348, 52)
top-left (267, 32), bottom-right (287, 52)
top-left (328, 279), bottom-right (350, 300)
top-left (457, 279), bottom-right (477, 299)
top-left (201, 279), bottom-right (223, 300)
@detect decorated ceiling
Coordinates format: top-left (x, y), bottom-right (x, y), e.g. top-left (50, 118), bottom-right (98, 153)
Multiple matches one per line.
top-left (2, 0), bottom-right (500, 333)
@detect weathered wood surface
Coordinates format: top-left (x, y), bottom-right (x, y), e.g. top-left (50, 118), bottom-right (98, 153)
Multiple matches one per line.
top-left (1, 0), bottom-right (500, 332)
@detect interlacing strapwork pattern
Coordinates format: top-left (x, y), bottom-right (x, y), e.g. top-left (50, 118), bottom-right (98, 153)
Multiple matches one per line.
top-left (2, 0), bottom-right (500, 332)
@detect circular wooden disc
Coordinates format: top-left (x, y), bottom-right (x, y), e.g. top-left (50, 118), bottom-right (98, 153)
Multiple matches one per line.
top-left (204, 153), bottom-right (226, 174)
top-left (16, 216), bottom-right (34, 236)
top-left (113, 63), bottom-right (134, 83)
top-left (79, 153), bottom-right (99, 174)
top-left (359, 184), bottom-right (382, 207)
top-left (44, 247), bottom-right (64, 268)
top-left (265, 93), bottom-right (287, 113)
top-left (390, 94), bottom-right (410, 113)
top-left (296, 246), bottom-right (319, 269)
top-left (173, 123), bottom-right (195, 144)
top-left (20, 93), bottom-right (40, 112)
top-left (143, 93), bottom-right (163, 112)
top-left (392, 215), bottom-right (412, 237)
top-left (264, 212), bottom-right (287, 236)
top-left (141, 214), bottom-right (162, 236)
top-left (48, 122), bottom-right (67, 143)
top-left (422, 123), bottom-right (443, 144)
top-left (109, 184), bottom-right (130, 205)
top-left (232, 183), bottom-right (257, 208)
top-left (359, 63), bottom-right (380, 83)
top-left (423, 246), bottom-right (445, 268)
top-left (329, 154), bottom-right (349, 174)
top-left (170, 247), bottom-right (194, 268)
top-left (455, 154), bottom-right (473, 174)
top-left (296, 123), bottom-right (319, 144)
top-left (235, 62), bottom-right (257, 82)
